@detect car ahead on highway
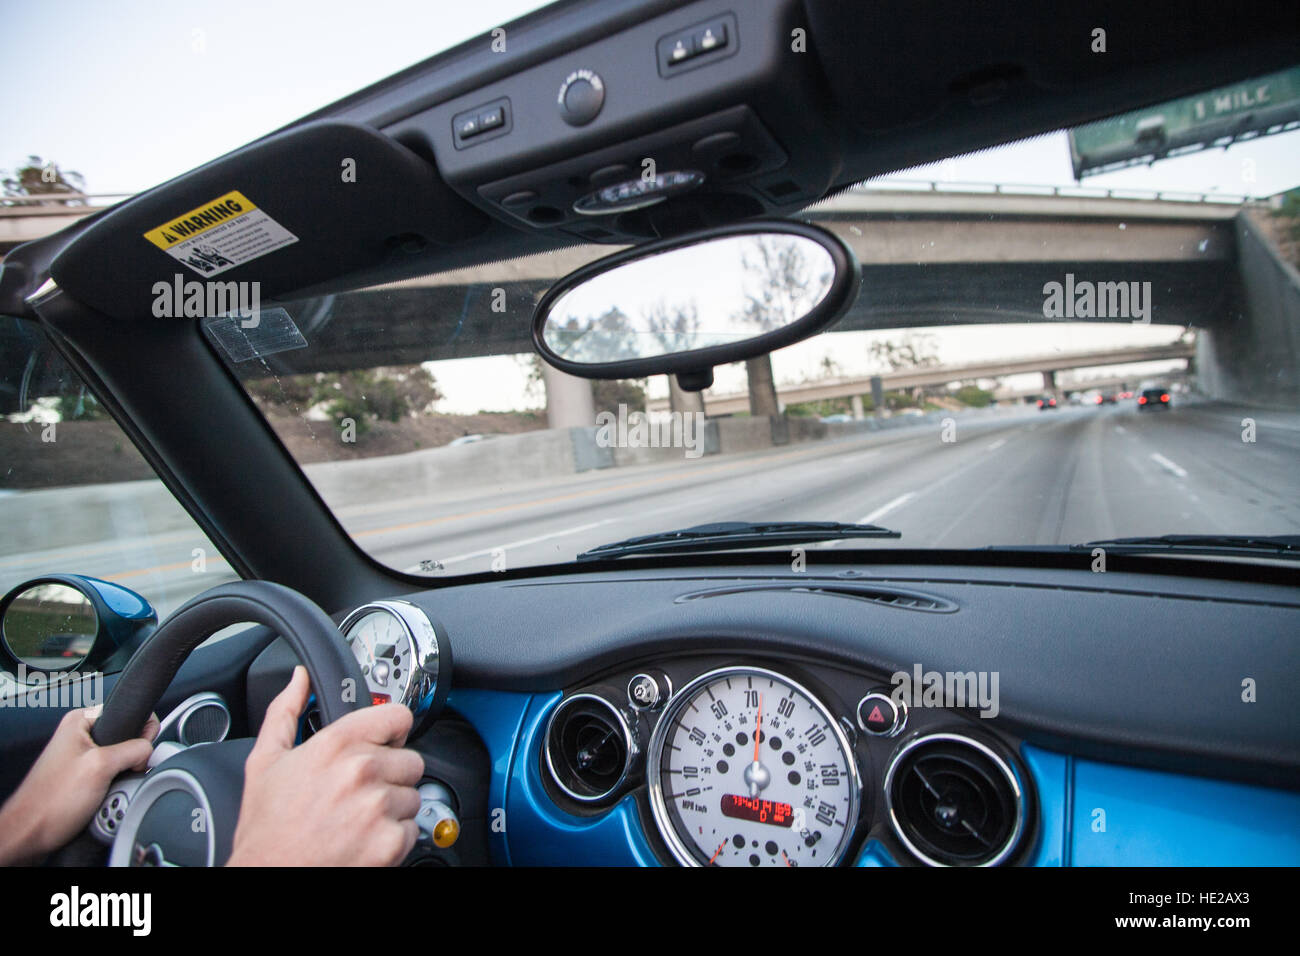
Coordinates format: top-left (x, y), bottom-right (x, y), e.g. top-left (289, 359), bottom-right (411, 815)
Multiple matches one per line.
top-left (1138, 387), bottom-right (1173, 410)
top-left (1, 0), bottom-right (1297, 889)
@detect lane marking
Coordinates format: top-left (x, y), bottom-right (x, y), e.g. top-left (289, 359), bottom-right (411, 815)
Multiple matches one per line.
top-left (1114, 425), bottom-right (1126, 434)
top-left (858, 492), bottom-right (916, 525)
top-left (1149, 452), bottom-right (1188, 479)
top-left (401, 518), bottom-right (619, 572)
top-left (986, 438), bottom-right (1007, 451)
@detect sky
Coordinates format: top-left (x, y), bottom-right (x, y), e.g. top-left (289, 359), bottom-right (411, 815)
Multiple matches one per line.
top-left (5, 1), bottom-right (1298, 412)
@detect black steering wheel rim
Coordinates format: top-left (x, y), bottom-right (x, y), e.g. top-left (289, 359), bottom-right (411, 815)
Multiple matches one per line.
top-left (93, 580), bottom-right (366, 746)
top-left (96, 580), bottom-right (367, 866)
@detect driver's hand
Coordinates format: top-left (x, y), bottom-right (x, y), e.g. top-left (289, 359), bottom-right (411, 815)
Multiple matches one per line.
top-left (0, 706), bottom-right (159, 866)
top-left (227, 666), bottom-right (425, 866)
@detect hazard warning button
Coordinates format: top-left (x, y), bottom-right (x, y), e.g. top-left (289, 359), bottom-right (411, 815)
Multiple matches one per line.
top-left (857, 692), bottom-right (904, 737)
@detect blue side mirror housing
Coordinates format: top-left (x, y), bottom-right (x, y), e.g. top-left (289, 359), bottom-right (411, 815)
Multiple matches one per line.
top-left (0, 574), bottom-right (156, 680)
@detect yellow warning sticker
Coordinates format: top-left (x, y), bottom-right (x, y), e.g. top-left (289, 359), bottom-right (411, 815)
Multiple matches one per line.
top-left (143, 190), bottom-right (298, 277)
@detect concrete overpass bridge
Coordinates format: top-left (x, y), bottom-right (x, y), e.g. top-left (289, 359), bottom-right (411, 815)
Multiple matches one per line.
top-left (4, 181), bottom-right (1295, 411)
top-left (646, 341), bottom-right (1195, 415)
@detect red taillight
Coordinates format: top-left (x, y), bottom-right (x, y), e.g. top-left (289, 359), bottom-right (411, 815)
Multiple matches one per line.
top-left (1138, 396), bottom-right (1147, 404)
top-left (1094, 396), bottom-right (1102, 404)
top-left (1037, 400), bottom-right (1043, 407)
top-left (1160, 394), bottom-right (1169, 402)
top-left (1049, 399), bottom-right (1056, 406)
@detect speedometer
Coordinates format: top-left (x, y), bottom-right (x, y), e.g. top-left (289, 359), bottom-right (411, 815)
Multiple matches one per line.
top-left (648, 666), bottom-right (861, 866)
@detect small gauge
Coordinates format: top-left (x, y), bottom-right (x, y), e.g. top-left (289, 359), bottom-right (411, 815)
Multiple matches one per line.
top-left (339, 601), bottom-right (449, 721)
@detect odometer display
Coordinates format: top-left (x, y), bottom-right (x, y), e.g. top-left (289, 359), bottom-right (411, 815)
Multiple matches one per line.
top-left (719, 794), bottom-right (794, 827)
top-left (648, 666), bottom-right (861, 867)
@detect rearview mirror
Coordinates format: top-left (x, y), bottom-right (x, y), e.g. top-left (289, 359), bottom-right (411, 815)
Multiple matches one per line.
top-left (532, 222), bottom-right (859, 389)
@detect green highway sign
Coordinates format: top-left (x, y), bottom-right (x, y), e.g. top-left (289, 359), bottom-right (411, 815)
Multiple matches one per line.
top-left (1069, 66), bottom-right (1300, 179)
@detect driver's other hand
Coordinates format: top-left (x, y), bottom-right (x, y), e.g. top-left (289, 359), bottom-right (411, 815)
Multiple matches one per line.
top-left (227, 665), bottom-right (425, 867)
top-left (0, 706), bottom-right (159, 866)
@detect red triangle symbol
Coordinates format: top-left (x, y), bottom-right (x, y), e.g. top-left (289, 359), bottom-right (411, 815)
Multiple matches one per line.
top-left (868, 705), bottom-right (885, 724)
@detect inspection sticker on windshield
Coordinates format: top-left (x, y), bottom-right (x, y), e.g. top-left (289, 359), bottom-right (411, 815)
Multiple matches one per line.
top-left (142, 190), bottom-right (298, 277)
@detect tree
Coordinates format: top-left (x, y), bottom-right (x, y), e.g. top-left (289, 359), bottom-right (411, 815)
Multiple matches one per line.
top-left (868, 333), bottom-right (940, 371)
top-left (313, 366), bottom-right (441, 433)
top-left (2, 156), bottom-right (87, 206)
top-left (243, 373), bottom-right (317, 410)
top-left (592, 378), bottom-right (648, 415)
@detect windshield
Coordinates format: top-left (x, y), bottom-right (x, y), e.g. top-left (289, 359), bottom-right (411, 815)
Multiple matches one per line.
top-left (205, 69), bottom-right (1300, 578)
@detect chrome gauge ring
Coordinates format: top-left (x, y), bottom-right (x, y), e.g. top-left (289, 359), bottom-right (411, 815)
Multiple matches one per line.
top-left (338, 600), bottom-right (444, 717)
top-left (648, 665), bottom-right (862, 867)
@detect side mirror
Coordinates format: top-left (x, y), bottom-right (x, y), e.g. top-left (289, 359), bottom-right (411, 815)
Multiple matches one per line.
top-left (532, 221), bottom-right (859, 390)
top-left (0, 575), bottom-right (156, 681)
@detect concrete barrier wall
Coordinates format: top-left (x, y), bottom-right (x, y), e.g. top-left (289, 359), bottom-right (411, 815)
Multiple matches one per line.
top-left (302, 426), bottom-right (577, 503)
top-left (1, 403), bottom-right (1029, 555)
top-left (0, 480), bottom-right (201, 556)
top-left (1197, 211), bottom-right (1300, 408)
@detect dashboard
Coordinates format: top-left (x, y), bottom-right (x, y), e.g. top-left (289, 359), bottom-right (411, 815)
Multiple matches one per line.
top-left (538, 656), bottom-right (1028, 867)
top-left (245, 559), bottom-right (1300, 867)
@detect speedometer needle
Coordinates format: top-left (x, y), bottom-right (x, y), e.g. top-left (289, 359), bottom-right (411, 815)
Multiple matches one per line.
top-left (709, 839), bottom-right (728, 865)
top-left (749, 694), bottom-right (764, 797)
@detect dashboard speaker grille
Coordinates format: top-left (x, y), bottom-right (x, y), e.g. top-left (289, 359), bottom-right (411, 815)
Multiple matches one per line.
top-left (178, 701), bottom-right (231, 745)
top-left (886, 733), bottom-right (1025, 866)
top-left (544, 694), bottom-right (633, 803)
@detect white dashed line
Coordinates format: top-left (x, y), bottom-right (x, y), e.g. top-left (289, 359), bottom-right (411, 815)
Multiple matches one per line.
top-left (859, 492), bottom-right (916, 525)
top-left (986, 438), bottom-right (1007, 450)
top-left (402, 518), bottom-right (619, 572)
top-left (1149, 452), bottom-right (1188, 479)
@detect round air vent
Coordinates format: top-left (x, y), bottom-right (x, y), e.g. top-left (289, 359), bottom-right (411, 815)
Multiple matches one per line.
top-left (884, 733), bottom-right (1025, 866)
top-left (544, 694), bottom-right (636, 803)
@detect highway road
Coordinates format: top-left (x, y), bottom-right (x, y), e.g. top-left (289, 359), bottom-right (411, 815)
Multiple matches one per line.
top-left (3, 396), bottom-right (1298, 623)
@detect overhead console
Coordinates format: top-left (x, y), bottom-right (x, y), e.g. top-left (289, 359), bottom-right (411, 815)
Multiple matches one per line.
top-left (384, 0), bottom-right (840, 243)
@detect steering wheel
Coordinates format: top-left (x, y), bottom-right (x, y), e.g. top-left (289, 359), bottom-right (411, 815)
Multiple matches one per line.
top-left (91, 580), bottom-right (367, 866)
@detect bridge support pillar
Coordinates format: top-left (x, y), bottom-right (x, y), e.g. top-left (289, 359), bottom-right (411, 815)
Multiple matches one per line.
top-left (1042, 369), bottom-right (1058, 396)
top-left (542, 364), bottom-right (596, 429)
top-left (668, 375), bottom-right (706, 415)
top-left (746, 355), bottom-right (781, 417)
top-left (850, 394), bottom-right (865, 420)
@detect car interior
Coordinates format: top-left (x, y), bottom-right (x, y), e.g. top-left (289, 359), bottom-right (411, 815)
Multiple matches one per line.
top-left (1, 0), bottom-right (1298, 870)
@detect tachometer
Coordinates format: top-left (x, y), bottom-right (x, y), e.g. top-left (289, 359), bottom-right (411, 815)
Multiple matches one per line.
top-left (648, 666), bottom-right (861, 866)
top-left (338, 600), bottom-right (447, 719)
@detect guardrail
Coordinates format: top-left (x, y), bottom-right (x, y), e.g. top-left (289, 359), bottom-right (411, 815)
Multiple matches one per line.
top-left (0, 193), bottom-right (133, 215)
top-left (852, 179), bottom-right (1261, 205)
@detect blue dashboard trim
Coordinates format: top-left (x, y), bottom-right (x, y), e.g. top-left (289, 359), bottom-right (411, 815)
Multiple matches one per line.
top-left (1021, 745), bottom-right (1068, 867)
top-left (446, 688), bottom-right (1300, 866)
top-left (506, 692), bottom-right (660, 866)
top-left (853, 840), bottom-right (898, 866)
top-left (1068, 758), bottom-right (1300, 866)
top-left (447, 688), bottom-right (535, 867)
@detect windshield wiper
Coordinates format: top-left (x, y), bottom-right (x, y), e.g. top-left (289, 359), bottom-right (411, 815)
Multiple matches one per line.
top-left (1072, 534), bottom-right (1300, 558)
top-left (576, 521), bottom-right (900, 562)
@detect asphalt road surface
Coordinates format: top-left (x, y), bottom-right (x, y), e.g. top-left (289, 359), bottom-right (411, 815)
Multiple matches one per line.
top-left (3, 397), bottom-right (1297, 622)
